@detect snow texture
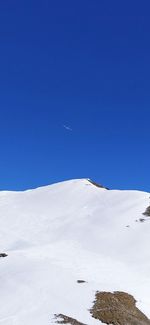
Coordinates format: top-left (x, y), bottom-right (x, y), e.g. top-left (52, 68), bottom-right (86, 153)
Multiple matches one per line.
top-left (0, 178), bottom-right (150, 324)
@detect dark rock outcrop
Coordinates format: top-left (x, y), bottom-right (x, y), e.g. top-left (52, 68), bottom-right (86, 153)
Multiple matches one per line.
top-left (143, 206), bottom-right (150, 216)
top-left (87, 179), bottom-right (109, 190)
top-left (0, 253), bottom-right (7, 258)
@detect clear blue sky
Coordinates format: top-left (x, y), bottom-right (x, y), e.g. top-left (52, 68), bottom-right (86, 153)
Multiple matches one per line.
top-left (0, 0), bottom-right (150, 191)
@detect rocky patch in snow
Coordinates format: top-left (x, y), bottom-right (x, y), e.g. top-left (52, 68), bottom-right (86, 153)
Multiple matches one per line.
top-left (90, 291), bottom-right (150, 325)
top-left (54, 314), bottom-right (87, 325)
top-left (0, 253), bottom-right (7, 258)
top-left (77, 280), bottom-right (87, 284)
top-left (87, 179), bottom-right (109, 189)
top-left (143, 206), bottom-right (150, 216)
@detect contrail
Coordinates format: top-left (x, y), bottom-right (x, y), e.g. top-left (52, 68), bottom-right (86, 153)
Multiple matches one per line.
top-left (63, 125), bottom-right (72, 131)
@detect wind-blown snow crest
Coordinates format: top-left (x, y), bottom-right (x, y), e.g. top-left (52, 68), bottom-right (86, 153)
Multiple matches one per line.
top-left (0, 178), bottom-right (150, 324)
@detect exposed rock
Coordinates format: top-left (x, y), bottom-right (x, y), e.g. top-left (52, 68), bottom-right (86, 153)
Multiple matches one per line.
top-left (139, 218), bottom-right (145, 223)
top-left (143, 206), bottom-right (150, 216)
top-left (54, 314), bottom-right (87, 325)
top-left (87, 179), bottom-right (109, 190)
top-left (90, 291), bottom-right (150, 325)
top-left (0, 253), bottom-right (7, 258)
top-left (77, 280), bottom-right (86, 284)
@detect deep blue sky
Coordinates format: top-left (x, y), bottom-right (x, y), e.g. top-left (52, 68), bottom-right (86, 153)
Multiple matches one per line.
top-left (0, 1), bottom-right (150, 191)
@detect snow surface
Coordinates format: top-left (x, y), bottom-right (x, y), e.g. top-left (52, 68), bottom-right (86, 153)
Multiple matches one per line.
top-left (0, 178), bottom-right (150, 324)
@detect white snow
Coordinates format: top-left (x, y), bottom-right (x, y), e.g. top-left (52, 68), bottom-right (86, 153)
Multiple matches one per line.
top-left (0, 178), bottom-right (150, 324)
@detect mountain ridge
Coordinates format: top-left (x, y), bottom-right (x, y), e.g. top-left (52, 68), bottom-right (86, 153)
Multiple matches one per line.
top-left (0, 178), bottom-right (148, 193)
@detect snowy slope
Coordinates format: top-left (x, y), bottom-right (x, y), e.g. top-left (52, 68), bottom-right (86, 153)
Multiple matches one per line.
top-left (0, 178), bottom-right (150, 324)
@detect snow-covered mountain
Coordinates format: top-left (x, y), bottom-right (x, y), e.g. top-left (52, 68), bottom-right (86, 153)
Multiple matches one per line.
top-left (0, 178), bottom-right (150, 325)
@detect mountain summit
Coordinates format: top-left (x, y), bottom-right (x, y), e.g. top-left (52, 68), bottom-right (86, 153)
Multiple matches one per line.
top-left (0, 179), bottom-right (150, 325)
